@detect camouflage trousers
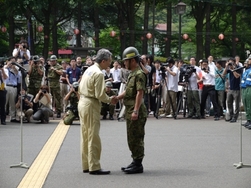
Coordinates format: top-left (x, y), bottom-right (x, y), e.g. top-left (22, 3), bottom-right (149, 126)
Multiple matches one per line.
top-left (126, 117), bottom-right (146, 160)
top-left (50, 87), bottom-right (62, 113)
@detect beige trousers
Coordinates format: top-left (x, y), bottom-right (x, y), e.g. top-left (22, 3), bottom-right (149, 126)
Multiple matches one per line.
top-left (78, 97), bottom-right (101, 171)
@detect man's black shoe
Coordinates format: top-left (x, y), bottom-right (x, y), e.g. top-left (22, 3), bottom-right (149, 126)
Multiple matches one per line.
top-left (83, 169), bottom-right (89, 173)
top-left (1, 121), bottom-right (6, 125)
top-left (230, 118), bottom-right (236, 123)
top-left (121, 161), bottom-right (135, 172)
top-left (10, 119), bottom-right (19, 123)
top-left (201, 116), bottom-right (206, 119)
top-left (192, 116), bottom-right (201, 119)
top-left (57, 113), bottom-right (61, 118)
top-left (102, 116), bottom-right (106, 120)
top-left (214, 117), bottom-right (220, 121)
top-left (246, 125), bottom-right (251, 130)
top-left (242, 120), bottom-right (251, 127)
top-left (89, 169), bottom-right (110, 175)
top-left (225, 117), bottom-right (232, 122)
top-left (124, 165), bottom-right (143, 174)
top-left (187, 115), bottom-right (193, 118)
top-left (109, 116), bottom-right (114, 120)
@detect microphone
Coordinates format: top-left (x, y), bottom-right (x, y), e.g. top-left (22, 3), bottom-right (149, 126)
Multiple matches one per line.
top-left (232, 66), bottom-right (246, 72)
top-left (11, 62), bottom-right (27, 72)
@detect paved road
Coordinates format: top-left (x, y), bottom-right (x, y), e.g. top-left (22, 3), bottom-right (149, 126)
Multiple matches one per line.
top-left (1, 115), bottom-right (251, 188)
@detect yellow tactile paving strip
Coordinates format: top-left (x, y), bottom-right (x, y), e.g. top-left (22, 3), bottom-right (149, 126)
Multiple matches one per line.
top-left (17, 120), bottom-right (70, 188)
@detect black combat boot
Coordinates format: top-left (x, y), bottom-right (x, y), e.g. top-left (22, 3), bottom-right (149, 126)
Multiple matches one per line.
top-left (123, 159), bottom-right (143, 174)
top-left (121, 160), bottom-right (135, 172)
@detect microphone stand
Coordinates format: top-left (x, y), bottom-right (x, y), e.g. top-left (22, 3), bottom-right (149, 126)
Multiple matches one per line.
top-left (233, 67), bottom-right (251, 169)
top-left (10, 65), bottom-right (29, 169)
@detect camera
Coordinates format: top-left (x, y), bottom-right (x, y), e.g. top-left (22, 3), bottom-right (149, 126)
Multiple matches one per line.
top-left (22, 45), bottom-right (26, 49)
top-left (228, 62), bottom-right (233, 66)
top-left (0, 58), bottom-right (5, 68)
top-left (21, 95), bottom-right (27, 100)
top-left (202, 67), bottom-right (207, 71)
top-left (44, 61), bottom-right (51, 70)
top-left (42, 89), bottom-right (47, 93)
top-left (81, 65), bottom-right (89, 75)
top-left (179, 65), bottom-right (196, 83)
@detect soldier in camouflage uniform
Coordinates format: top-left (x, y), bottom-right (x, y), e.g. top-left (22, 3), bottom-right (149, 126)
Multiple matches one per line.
top-left (47, 55), bottom-right (63, 118)
top-left (116, 47), bottom-right (147, 174)
top-left (101, 81), bottom-right (116, 120)
top-left (63, 82), bottom-right (80, 125)
top-left (28, 55), bottom-right (44, 113)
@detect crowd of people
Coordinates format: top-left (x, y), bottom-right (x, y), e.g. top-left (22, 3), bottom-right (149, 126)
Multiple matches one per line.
top-left (1, 42), bottom-right (251, 175)
top-left (0, 40), bottom-right (93, 125)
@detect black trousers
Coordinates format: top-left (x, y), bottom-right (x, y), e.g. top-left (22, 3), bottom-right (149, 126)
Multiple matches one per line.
top-left (0, 90), bottom-right (6, 122)
top-left (200, 85), bottom-right (219, 117)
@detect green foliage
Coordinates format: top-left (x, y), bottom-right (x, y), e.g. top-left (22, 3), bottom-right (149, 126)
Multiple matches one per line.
top-left (99, 28), bottom-right (121, 58)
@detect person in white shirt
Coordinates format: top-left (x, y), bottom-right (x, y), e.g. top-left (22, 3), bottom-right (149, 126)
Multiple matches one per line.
top-left (12, 40), bottom-right (31, 71)
top-left (110, 61), bottom-right (121, 90)
top-left (199, 60), bottom-right (220, 120)
top-left (163, 58), bottom-right (179, 118)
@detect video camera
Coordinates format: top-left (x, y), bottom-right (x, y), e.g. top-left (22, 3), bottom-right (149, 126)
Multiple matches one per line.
top-left (159, 63), bottom-right (168, 78)
top-left (179, 64), bottom-right (196, 83)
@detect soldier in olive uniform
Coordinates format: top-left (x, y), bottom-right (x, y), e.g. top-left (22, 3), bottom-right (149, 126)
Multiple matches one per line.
top-left (28, 55), bottom-right (44, 113)
top-left (63, 82), bottom-right (80, 125)
top-left (116, 47), bottom-right (147, 174)
top-left (47, 55), bottom-right (63, 118)
top-left (101, 81), bottom-right (116, 120)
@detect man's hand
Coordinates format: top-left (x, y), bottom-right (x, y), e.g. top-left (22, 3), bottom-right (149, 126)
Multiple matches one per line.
top-left (110, 96), bottom-right (118, 105)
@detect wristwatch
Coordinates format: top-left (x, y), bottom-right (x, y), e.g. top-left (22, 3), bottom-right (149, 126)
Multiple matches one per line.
top-left (133, 110), bottom-right (138, 115)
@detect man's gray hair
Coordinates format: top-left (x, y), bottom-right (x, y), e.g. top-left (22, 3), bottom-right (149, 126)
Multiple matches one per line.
top-left (95, 49), bottom-right (112, 64)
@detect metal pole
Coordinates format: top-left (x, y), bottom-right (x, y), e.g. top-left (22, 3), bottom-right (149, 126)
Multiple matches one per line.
top-left (178, 14), bottom-right (181, 59)
top-left (152, 0), bottom-right (155, 56)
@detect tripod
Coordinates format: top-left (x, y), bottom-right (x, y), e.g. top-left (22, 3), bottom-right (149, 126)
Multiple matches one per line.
top-left (175, 82), bottom-right (188, 118)
top-left (154, 77), bottom-right (176, 119)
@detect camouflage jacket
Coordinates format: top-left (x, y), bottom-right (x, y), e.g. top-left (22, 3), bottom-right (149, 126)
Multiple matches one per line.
top-left (124, 67), bottom-right (147, 118)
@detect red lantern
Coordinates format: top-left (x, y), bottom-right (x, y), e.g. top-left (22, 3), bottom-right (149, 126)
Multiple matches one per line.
top-left (218, 33), bottom-right (224, 40)
top-left (74, 28), bottom-right (80, 35)
top-left (146, 33), bottom-right (152, 39)
top-left (183, 33), bottom-right (189, 40)
top-left (37, 26), bottom-right (43, 32)
top-left (188, 38), bottom-right (192, 42)
top-left (44, 35), bottom-right (49, 39)
top-left (110, 31), bottom-right (116, 37)
top-left (141, 36), bottom-right (144, 41)
top-left (164, 37), bottom-right (168, 41)
top-left (1, 26), bottom-right (7, 33)
top-left (212, 39), bottom-right (216, 43)
top-left (235, 37), bottom-right (239, 42)
top-left (117, 36), bottom-right (120, 40)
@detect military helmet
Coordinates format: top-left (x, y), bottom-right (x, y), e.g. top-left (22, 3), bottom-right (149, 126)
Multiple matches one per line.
top-left (122, 46), bottom-right (140, 61)
top-left (106, 81), bottom-right (113, 88)
top-left (50, 55), bottom-right (57, 61)
top-left (32, 55), bottom-right (40, 62)
top-left (72, 82), bottom-right (79, 89)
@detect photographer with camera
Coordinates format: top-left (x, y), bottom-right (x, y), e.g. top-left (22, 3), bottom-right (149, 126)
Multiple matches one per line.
top-left (223, 58), bottom-right (242, 123)
top-left (0, 59), bottom-right (8, 125)
top-left (28, 55), bottom-right (44, 113)
top-left (199, 60), bottom-right (220, 120)
top-left (33, 85), bottom-right (53, 123)
top-left (12, 40), bottom-right (31, 71)
top-left (47, 55), bottom-right (63, 118)
top-left (15, 88), bottom-right (33, 122)
top-left (4, 57), bottom-right (22, 122)
top-left (185, 57), bottom-right (201, 119)
top-left (63, 82), bottom-right (80, 125)
top-left (162, 58), bottom-right (179, 118)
